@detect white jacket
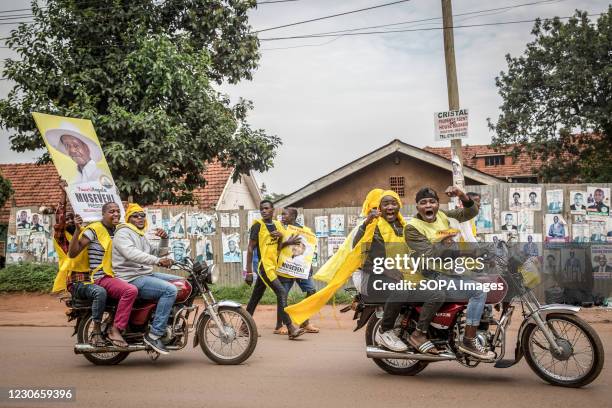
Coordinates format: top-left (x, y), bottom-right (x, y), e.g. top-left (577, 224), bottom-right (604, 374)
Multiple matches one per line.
top-left (112, 225), bottom-right (168, 282)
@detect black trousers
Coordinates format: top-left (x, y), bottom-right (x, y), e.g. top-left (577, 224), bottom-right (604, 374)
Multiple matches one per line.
top-left (245, 267), bottom-right (292, 327)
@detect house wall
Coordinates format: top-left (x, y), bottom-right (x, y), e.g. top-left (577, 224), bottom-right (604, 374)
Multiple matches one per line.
top-left (291, 155), bottom-right (483, 208)
top-left (217, 177), bottom-right (258, 210)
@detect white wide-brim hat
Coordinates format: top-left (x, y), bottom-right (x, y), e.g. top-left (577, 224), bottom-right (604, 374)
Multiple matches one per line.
top-left (45, 122), bottom-right (103, 163)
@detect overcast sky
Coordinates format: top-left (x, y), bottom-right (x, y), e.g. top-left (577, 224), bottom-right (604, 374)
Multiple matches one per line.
top-left (0, 0), bottom-right (608, 195)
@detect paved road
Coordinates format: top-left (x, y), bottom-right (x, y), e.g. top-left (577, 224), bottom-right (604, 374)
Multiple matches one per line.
top-left (0, 308), bottom-right (610, 408)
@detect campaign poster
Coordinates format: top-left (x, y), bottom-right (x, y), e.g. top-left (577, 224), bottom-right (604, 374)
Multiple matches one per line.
top-left (543, 249), bottom-right (561, 275)
top-left (247, 210), bottom-right (261, 227)
top-left (222, 233), bottom-right (241, 263)
top-left (546, 189), bottom-right (563, 214)
top-left (586, 187), bottom-right (610, 216)
top-left (315, 216), bottom-right (329, 238)
top-left (347, 215), bottom-right (360, 229)
top-left (169, 239), bottom-right (190, 264)
top-left (569, 191), bottom-right (588, 215)
top-left (327, 236), bottom-right (346, 258)
top-left (524, 187), bottom-right (542, 211)
top-left (296, 213), bottom-right (305, 227)
top-left (167, 212), bottom-right (186, 239)
top-left (230, 213), bottom-right (240, 228)
top-left (545, 214), bottom-right (569, 243)
top-left (30, 232), bottom-right (48, 262)
top-left (277, 225), bottom-right (317, 279)
top-left (517, 210), bottom-right (534, 233)
top-left (591, 245), bottom-right (612, 279)
top-left (187, 212), bottom-right (214, 238)
top-left (588, 219), bottom-right (607, 244)
top-left (571, 224), bottom-right (590, 243)
top-left (6, 235), bottom-right (18, 253)
top-left (146, 209), bottom-right (163, 240)
top-left (15, 209), bottom-right (32, 236)
top-left (33, 112), bottom-right (125, 222)
top-left (475, 203), bottom-right (493, 234)
top-left (195, 236), bottom-right (214, 265)
top-left (520, 233), bottom-right (541, 257)
top-left (500, 211), bottom-right (518, 232)
top-left (329, 214), bottom-right (345, 236)
top-left (509, 187), bottom-right (523, 211)
top-left (560, 249), bottom-right (586, 284)
top-left (220, 213), bottom-right (231, 228)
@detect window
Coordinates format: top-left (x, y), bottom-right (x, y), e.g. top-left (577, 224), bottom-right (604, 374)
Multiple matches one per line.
top-left (484, 155), bottom-right (505, 166)
top-left (389, 176), bottom-right (405, 197)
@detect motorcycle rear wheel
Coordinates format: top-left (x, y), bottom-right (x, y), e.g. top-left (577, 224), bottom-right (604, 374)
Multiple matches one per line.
top-left (76, 313), bottom-right (130, 366)
top-left (197, 306), bottom-right (257, 365)
top-left (522, 314), bottom-right (604, 388)
top-left (365, 314), bottom-right (428, 376)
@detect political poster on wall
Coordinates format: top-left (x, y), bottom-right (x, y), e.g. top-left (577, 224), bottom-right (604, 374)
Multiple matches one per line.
top-left (33, 112), bottom-right (125, 222)
top-left (146, 209), bottom-right (163, 240)
top-left (315, 216), bottom-right (329, 238)
top-left (524, 187), bottom-right (542, 210)
top-left (546, 189), bottom-right (563, 214)
top-left (277, 225), bottom-right (317, 279)
top-left (586, 187), bottom-right (610, 216)
top-left (329, 214), bottom-right (345, 236)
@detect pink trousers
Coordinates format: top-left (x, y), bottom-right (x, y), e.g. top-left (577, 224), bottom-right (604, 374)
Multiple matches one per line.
top-left (95, 276), bottom-right (138, 330)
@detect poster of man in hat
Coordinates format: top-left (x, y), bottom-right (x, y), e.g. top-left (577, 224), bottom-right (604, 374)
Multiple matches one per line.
top-left (32, 112), bottom-right (124, 222)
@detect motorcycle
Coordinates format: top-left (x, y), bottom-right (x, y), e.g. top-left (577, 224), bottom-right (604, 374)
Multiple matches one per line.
top-left (343, 250), bottom-right (605, 388)
top-left (64, 259), bottom-right (258, 365)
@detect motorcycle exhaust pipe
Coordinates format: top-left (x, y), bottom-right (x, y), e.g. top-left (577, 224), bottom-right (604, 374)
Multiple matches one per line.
top-left (74, 343), bottom-right (146, 354)
top-left (366, 346), bottom-right (456, 361)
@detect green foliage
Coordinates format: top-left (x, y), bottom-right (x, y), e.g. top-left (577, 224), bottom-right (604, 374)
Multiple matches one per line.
top-left (0, 174), bottom-right (14, 208)
top-left (0, 262), bottom-right (58, 292)
top-left (0, 0), bottom-right (281, 205)
top-left (264, 192), bottom-right (286, 203)
top-left (488, 8), bottom-right (612, 182)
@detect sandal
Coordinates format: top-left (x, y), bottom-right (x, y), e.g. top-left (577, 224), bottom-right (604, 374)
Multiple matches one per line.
top-left (107, 335), bottom-right (128, 348)
top-left (273, 327), bottom-right (288, 335)
top-left (408, 335), bottom-right (440, 355)
top-left (302, 324), bottom-right (320, 333)
top-left (288, 327), bottom-right (305, 340)
top-left (88, 331), bottom-right (106, 347)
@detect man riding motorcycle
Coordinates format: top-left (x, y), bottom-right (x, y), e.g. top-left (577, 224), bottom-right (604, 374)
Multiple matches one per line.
top-left (111, 203), bottom-right (176, 355)
top-left (383, 186), bottom-right (494, 360)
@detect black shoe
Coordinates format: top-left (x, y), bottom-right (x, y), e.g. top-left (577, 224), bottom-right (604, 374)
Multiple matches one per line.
top-left (144, 333), bottom-right (169, 355)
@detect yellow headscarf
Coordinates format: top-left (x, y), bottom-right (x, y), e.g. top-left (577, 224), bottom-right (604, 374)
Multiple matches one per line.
top-left (121, 203), bottom-right (147, 236)
top-left (287, 188), bottom-right (404, 324)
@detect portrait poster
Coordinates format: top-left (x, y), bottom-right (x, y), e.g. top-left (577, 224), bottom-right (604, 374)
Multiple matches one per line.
top-left (146, 209), bottom-right (163, 240)
top-left (569, 191), bottom-right (588, 215)
top-left (315, 216), bottom-right (329, 238)
top-left (524, 187), bottom-right (542, 211)
top-left (517, 210), bottom-right (534, 233)
top-left (195, 236), bottom-right (214, 264)
top-left (169, 239), bottom-right (190, 264)
top-left (15, 209), bottom-right (32, 236)
top-left (586, 187), bottom-right (610, 216)
top-left (571, 224), bottom-right (589, 243)
top-left (186, 212), bottom-right (208, 238)
top-left (222, 233), bottom-right (241, 263)
top-left (327, 236), bottom-right (346, 258)
top-left (544, 214), bottom-right (569, 243)
top-left (277, 225), bottom-right (317, 279)
top-left (347, 215), bottom-right (360, 229)
top-left (520, 233), bottom-right (541, 257)
top-left (546, 189), bottom-right (563, 214)
top-left (542, 249), bottom-right (561, 275)
top-left (475, 203), bottom-right (493, 234)
top-left (329, 214), bottom-right (345, 236)
top-left (167, 212), bottom-right (186, 239)
top-left (33, 112), bottom-right (125, 222)
top-left (220, 213), bottom-right (231, 228)
top-left (560, 249), bottom-right (586, 284)
top-left (509, 187), bottom-right (523, 211)
top-left (591, 245), bottom-right (612, 279)
top-left (500, 211), bottom-right (518, 232)
top-left (6, 235), bottom-right (18, 254)
top-left (296, 213), bottom-right (305, 227)
top-left (247, 210), bottom-right (261, 227)
top-left (230, 213), bottom-right (240, 228)
top-left (30, 232), bottom-right (48, 262)
top-left (588, 219), bottom-right (607, 244)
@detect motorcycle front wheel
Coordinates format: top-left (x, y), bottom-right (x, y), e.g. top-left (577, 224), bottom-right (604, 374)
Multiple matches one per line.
top-left (365, 314), bottom-right (428, 376)
top-left (76, 313), bottom-right (129, 366)
top-left (197, 306), bottom-right (258, 365)
top-left (522, 313), bottom-right (604, 387)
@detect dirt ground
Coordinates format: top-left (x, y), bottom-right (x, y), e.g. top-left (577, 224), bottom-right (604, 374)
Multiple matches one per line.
top-left (0, 293), bottom-right (610, 408)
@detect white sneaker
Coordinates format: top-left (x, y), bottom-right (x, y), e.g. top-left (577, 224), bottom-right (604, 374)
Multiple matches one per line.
top-left (375, 328), bottom-right (408, 352)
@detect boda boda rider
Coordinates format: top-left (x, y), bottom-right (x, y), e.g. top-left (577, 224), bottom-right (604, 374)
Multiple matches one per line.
top-left (245, 200), bottom-right (304, 339)
top-left (112, 203), bottom-right (177, 355)
top-left (274, 207), bottom-right (320, 335)
top-left (66, 202), bottom-right (138, 348)
top-left (52, 179), bottom-right (109, 347)
top-left (389, 186), bottom-right (495, 360)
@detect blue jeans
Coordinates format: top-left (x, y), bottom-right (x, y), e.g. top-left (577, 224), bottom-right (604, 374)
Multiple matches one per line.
top-left (72, 283), bottom-right (107, 323)
top-left (430, 272), bottom-right (487, 326)
top-left (130, 272), bottom-right (179, 337)
top-left (278, 275), bottom-right (316, 295)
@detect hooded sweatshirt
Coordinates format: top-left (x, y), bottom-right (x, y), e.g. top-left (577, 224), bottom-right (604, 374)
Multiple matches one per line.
top-left (112, 224), bottom-right (169, 282)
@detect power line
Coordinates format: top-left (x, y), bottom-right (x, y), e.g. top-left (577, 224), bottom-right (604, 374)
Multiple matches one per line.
top-left (254, 0), bottom-right (412, 33)
top-left (258, 13), bottom-right (601, 41)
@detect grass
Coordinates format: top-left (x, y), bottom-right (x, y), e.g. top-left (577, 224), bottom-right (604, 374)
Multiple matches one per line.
top-left (0, 263), bottom-right (354, 305)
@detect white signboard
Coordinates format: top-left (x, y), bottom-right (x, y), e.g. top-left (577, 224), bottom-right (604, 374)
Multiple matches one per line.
top-left (434, 109), bottom-right (469, 141)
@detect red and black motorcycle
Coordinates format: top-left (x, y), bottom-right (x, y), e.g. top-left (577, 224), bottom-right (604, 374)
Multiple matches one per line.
top-left (64, 259), bottom-right (257, 365)
top-left (344, 251), bottom-right (604, 388)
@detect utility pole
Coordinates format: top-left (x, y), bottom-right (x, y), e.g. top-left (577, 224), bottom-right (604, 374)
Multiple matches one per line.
top-left (441, 0), bottom-right (465, 193)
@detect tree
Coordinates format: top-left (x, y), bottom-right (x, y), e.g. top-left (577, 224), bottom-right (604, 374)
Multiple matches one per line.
top-left (0, 0), bottom-right (281, 204)
top-left (488, 9), bottom-right (612, 182)
top-left (0, 174), bottom-right (13, 209)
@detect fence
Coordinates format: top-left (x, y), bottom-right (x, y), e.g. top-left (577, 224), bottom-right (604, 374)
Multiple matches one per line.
top-left (3, 182), bottom-right (612, 300)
